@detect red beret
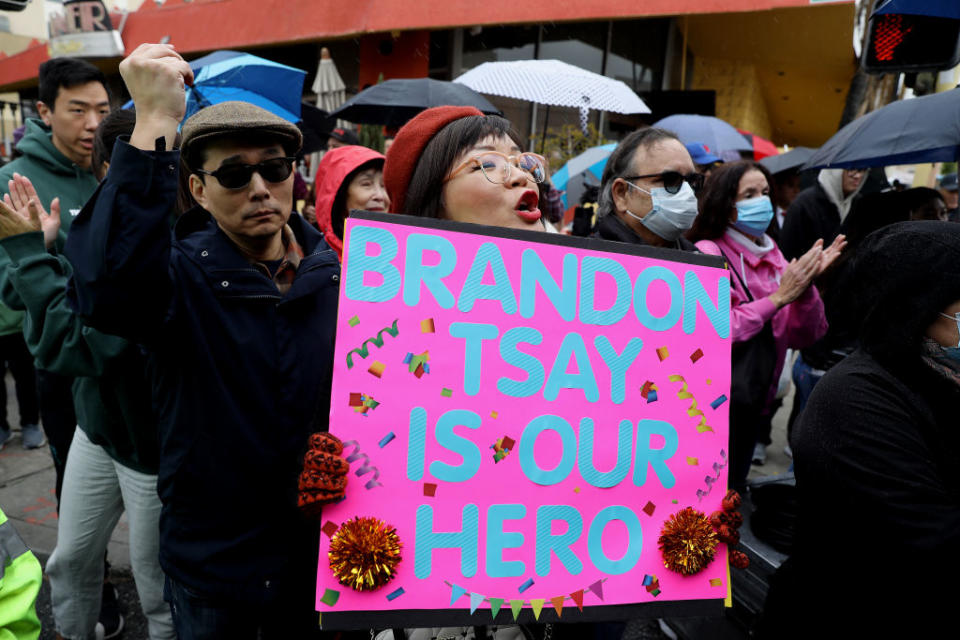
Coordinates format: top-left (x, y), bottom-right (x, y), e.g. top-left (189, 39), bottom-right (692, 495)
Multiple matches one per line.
top-left (384, 106), bottom-right (484, 214)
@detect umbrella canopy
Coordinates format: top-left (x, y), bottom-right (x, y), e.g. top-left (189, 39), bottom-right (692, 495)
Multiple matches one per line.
top-left (298, 102), bottom-right (333, 154)
top-left (187, 50), bottom-right (306, 122)
top-left (454, 59), bottom-right (650, 115)
top-left (551, 142), bottom-right (617, 209)
top-left (653, 114), bottom-right (754, 155)
top-left (760, 147), bottom-right (816, 175)
top-left (804, 89), bottom-right (960, 169)
top-left (874, 0), bottom-right (960, 20)
top-left (738, 129), bottom-right (779, 161)
top-left (331, 78), bottom-right (502, 127)
top-left (313, 47), bottom-right (347, 115)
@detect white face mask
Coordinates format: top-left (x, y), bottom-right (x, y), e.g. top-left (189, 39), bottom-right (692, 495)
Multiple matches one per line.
top-left (622, 180), bottom-right (700, 242)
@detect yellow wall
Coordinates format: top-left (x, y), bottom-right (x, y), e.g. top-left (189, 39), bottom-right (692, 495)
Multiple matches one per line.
top-left (685, 3), bottom-right (857, 147)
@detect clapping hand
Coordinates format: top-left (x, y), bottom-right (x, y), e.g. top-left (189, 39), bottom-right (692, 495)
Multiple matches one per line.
top-left (817, 234), bottom-right (847, 276)
top-left (0, 173), bottom-right (60, 248)
top-left (769, 241), bottom-right (821, 309)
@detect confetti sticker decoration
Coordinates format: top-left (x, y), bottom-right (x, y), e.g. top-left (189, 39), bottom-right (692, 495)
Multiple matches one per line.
top-left (378, 432), bottom-right (396, 448)
top-left (669, 374), bottom-right (713, 434)
top-left (322, 521), bottom-right (339, 538)
top-left (656, 346), bottom-right (670, 361)
top-left (574, 487), bottom-right (580, 493)
top-left (710, 395), bottom-right (728, 410)
top-left (518, 578), bottom-right (534, 593)
top-left (423, 483), bottom-right (437, 497)
top-left (490, 411), bottom-right (499, 419)
top-left (530, 599), bottom-right (545, 620)
top-left (441, 388), bottom-right (453, 398)
top-left (349, 392), bottom-right (363, 406)
top-left (687, 457), bottom-right (699, 465)
top-left (342, 440), bottom-right (383, 489)
top-left (348, 315), bottom-right (360, 327)
top-left (345, 320), bottom-right (399, 369)
top-left (647, 390), bottom-right (658, 404)
top-left (367, 361), bottom-right (385, 378)
top-left (421, 318), bottom-right (436, 333)
top-left (642, 501), bottom-right (656, 516)
top-left (640, 380), bottom-right (657, 399)
top-left (491, 436), bottom-right (514, 463)
top-left (551, 595), bottom-right (565, 617)
top-left (709, 578), bottom-right (723, 587)
top-left (387, 587), bottom-right (406, 600)
top-left (690, 348), bottom-right (704, 363)
top-left (320, 588), bottom-right (340, 606)
top-left (642, 574), bottom-right (654, 587)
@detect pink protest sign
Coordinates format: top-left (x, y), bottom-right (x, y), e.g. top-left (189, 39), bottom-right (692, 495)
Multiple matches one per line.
top-left (317, 213), bottom-right (732, 628)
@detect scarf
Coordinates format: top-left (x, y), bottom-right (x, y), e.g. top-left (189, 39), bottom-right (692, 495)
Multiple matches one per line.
top-left (921, 338), bottom-right (960, 389)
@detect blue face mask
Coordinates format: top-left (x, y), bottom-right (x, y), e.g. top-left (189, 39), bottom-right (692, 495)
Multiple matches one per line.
top-left (732, 195), bottom-right (774, 236)
top-left (939, 311), bottom-right (960, 361)
top-left (623, 180), bottom-right (699, 242)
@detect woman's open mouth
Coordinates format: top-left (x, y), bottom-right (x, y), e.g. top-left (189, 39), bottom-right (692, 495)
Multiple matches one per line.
top-left (515, 190), bottom-right (542, 223)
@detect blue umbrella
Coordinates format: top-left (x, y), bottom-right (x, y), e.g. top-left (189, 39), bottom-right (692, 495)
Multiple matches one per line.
top-left (804, 89), bottom-right (960, 170)
top-left (186, 50), bottom-right (307, 122)
top-left (652, 114), bottom-right (753, 155)
top-left (874, 0), bottom-right (960, 20)
top-left (551, 142), bottom-right (617, 208)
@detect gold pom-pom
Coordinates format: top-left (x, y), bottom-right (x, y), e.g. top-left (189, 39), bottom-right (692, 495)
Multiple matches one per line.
top-left (328, 516), bottom-right (402, 591)
top-left (658, 507), bottom-right (719, 576)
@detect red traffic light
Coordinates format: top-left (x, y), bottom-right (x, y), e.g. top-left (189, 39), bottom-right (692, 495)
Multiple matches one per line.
top-left (863, 13), bottom-right (960, 73)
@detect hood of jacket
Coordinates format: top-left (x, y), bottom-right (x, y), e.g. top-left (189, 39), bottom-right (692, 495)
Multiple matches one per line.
top-left (314, 145), bottom-right (385, 259)
top-left (14, 118), bottom-right (81, 177)
top-left (837, 221), bottom-right (960, 371)
top-left (818, 168), bottom-right (865, 223)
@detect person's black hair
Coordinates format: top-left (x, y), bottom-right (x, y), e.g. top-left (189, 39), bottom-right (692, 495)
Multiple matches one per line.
top-left (597, 127), bottom-right (681, 218)
top-left (687, 160), bottom-right (773, 242)
top-left (92, 109), bottom-right (136, 181)
top-left (403, 115), bottom-right (522, 218)
top-left (330, 158), bottom-right (384, 240)
top-left (38, 58), bottom-right (109, 110)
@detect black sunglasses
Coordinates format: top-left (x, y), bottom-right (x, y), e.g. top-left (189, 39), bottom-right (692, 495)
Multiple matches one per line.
top-left (194, 156), bottom-right (296, 190)
top-left (622, 171), bottom-right (705, 195)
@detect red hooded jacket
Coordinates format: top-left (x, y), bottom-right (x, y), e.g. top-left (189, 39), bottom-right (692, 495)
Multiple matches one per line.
top-left (313, 145), bottom-right (386, 259)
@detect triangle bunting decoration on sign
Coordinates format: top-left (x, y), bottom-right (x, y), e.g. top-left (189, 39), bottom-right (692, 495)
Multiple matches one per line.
top-left (530, 599), bottom-right (545, 620)
top-left (570, 589), bottom-right (584, 610)
top-left (551, 596), bottom-right (565, 617)
top-left (510, 599), bottom-right (524, 621)
top-left (469, 592), bottom-right (485, 614)
top-left (589, 579), bottom-right (605, 601)
top-left (450, 584), bottom-right (467, 605)
top-left (489, 597), bottom-right (504, 619)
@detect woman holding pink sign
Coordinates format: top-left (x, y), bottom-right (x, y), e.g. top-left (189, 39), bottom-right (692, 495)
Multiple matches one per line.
top-left (687, 161), bottom-right (842, 489)
top-left (384, 106), bottom-right (547, 230)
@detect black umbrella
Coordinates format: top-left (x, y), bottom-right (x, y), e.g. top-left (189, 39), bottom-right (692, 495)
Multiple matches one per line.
top-left (804, 88), bottom-right (960, 169)
top-left (759, 147), bottom-right (816, 175)
top-left (331, 78), bottom-right (502, 127)
top-left (297, 102), bottom-right (335, 154)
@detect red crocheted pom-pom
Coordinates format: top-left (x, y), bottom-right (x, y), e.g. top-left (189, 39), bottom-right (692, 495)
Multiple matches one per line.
top-left (722, 489), bottom-right (742, 512)
top-left (730, 550), bottom-right (750, 569)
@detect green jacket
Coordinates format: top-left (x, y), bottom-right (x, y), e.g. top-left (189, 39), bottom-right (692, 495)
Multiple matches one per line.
top-left (0, 232), bottom-right (159, 473)
top-left (0, 306), bottom-right (23, 337)
top-left (0, 508), bottom-right (41, 640)
top-left (0, 118), bottom-right (99, 236)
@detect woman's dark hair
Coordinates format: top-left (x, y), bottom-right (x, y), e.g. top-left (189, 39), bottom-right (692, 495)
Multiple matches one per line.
top-left (597, 127), bottom-right (680, 218)
top-left (330, 158), bottom-right (384, 240)
top-left (92, 109), bottom-right (136, 181)
top-left (402, 115), bottom-right (522, 218)
top-left (687, 160), bottom-right (773, 242)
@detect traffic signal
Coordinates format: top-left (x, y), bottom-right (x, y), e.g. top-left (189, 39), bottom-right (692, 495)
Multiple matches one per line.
top-left (863, 13), bottom-right (960, 73)
top-left (0, 0), bottom-right (31, 10)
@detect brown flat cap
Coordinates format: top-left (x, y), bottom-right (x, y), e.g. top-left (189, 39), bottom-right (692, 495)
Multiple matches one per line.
top-left (180, 101), bottom-right (303, 156)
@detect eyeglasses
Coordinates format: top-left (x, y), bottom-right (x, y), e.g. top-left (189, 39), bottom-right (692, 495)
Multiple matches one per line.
top-left (445, 152), bottom-right (546, 185)
top-left (621, 171), bottom-right (705, 195)
top-left (194, 156), bottom-right (296, 190)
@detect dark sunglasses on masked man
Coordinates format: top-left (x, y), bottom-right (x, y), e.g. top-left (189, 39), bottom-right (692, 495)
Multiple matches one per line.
top-left (622, 170), bottom-right (705, 195)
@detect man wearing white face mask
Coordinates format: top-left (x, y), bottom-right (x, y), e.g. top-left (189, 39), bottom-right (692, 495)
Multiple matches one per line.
top-left (595, 128), bottom-right (703, 251)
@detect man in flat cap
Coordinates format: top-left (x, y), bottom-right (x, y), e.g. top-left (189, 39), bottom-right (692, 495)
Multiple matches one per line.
top-left (65, 43), bottom-right (339, 638)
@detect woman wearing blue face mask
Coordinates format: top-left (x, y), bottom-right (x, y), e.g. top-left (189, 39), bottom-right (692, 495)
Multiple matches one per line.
top-left (686, 161), bottom-right (845, 489)
top-left (762, 222), bottom-right (960, 636)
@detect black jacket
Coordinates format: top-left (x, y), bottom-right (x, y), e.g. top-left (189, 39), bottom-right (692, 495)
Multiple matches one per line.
top-left (593, 212), bottom-right (699, 252)
top-left (65, 140), bottom-right (340, 600)
top-left (778, 184), bottom-right (840, 260)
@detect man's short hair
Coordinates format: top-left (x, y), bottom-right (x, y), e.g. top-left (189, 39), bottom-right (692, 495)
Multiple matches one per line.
top-left (38, 58), bottom-right (109, 109)
top-left (597, 127), bottom-right (680, 218)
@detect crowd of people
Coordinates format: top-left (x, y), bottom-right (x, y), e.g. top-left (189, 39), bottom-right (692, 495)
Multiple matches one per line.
top-left (0, 40), bottom-right (958, 640)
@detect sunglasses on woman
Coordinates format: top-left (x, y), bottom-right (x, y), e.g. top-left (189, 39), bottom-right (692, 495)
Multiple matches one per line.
top-left (194, 156), bottom-right (297, 190)
top-left (622, 171), bottom-right (705, 194)
top-left (445, 152), bottom-right (547, 185)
